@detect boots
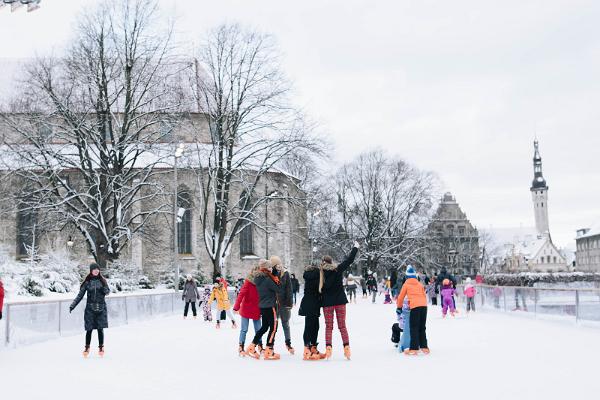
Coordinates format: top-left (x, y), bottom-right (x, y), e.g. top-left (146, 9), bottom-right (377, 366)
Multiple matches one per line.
top-left (98, 346), bottom-right (105, 357)
top-left (83, 346), bottom-right (90, 358)
top-left (310, 345), bottom-right (327, 360)
top-left (263, 347), bottom-right (280, 360)
top-left (343, 345), bottom-right (351, 360)
top-left (285, 340), bottom-right (295, 355)
top-left (245, 343), bottom-right (260, 359)
top-left (325, 345), bottom-right (332, 360)
top-left (257, 344), bottom-right (265, 356)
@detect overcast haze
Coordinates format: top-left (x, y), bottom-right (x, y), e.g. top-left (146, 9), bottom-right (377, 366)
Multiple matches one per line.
top-left (1, 0), bottom-right (599, 248)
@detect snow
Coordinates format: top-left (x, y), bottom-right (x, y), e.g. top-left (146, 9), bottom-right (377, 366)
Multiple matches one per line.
top-left (0, 300), bottom-right (597, 399)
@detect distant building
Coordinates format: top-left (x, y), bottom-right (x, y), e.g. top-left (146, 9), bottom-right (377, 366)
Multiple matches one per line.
top-left (575, 224), bottom-right (600, 272)
top-left (493, 140), bottom-right (567, 272)
top-left (425, 192), bottom-right (480, 276)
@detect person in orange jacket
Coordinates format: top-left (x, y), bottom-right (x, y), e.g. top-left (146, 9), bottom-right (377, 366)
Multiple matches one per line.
top-left (396, 265), bottom-right (429, 356)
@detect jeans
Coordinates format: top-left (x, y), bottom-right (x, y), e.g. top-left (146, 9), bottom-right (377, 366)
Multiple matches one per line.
top-left (239, 317), bottom-right (261, 345)
top-left (278, 306), bottom-right (292, 344)
top-left (399, 309), bottom-right (410, 352)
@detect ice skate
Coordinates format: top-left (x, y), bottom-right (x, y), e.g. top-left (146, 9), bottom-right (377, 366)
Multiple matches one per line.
top-left (245, 343), bottom-right (260, 359)
top-left (285, 341), bottom-right (295, 355)
top-left (216, 321), bottom-right (221, 329)
top-left (405, 349), bottom-right (418, 356)
top-left (238, 344), bottom-right (246, 357)
top-left (232, 321), bottom-right (237, 329)
top-left (98, 346), bottom-right (105, 357)
top-left (83, 346), bottom-right (90, 358)
top-left (343, 345), bottom-right (351, 360)
top-left (303, 346), bottom-right (312, 360)
top-left (311, 345), bottom-right (327, 360)
top-left (421, 348), bottom-right (430, 355)
top-left (263, 347), bottom-right (280, 360)
top-left (325, 345), bottom-right (332, 360)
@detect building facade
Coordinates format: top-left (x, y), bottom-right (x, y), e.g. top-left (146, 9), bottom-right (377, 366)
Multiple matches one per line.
top-left (425, 192), bottom-right (480, 276)
top-left (575, 224), bottom-right (600, 272)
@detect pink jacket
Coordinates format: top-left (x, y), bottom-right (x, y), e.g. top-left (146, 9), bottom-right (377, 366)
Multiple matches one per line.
top-left (464, 284), bottom-right (476, 298)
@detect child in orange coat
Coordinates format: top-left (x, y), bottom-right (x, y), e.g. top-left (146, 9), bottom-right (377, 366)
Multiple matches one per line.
top-left (396, 265), bottom-right (429, 355)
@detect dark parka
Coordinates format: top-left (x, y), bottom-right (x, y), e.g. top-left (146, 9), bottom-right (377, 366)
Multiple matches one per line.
top-left (182, 280), bottom-right (200, 302)
top-left (435, 267), bottom-right (457, 291)
top-left (70, 277), bottom-right (110, 331)
top-left (278, 270), bottom-right (294, 308)
top-left (321, 247), bottom-right (359, 308)
top-left (254, 270), bottom-right (283, 309)
top-left (298, 265), bottom-right (321, 317)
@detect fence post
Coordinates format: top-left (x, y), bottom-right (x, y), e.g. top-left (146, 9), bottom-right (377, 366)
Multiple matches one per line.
top-left (5, 304), bottom-right (10, 346)
top-left (503, 290), bottom-right (507, 312)
top-left (124, 296), bottom-right (129, 325)
top-left (172, 293), bottom-right (175, 313)
top-left (533, 289), bottom-right (537, 319)
top-left (58, 301), bottom-right (62, 336)
top-left (575, 290), bottom-right (580, 323)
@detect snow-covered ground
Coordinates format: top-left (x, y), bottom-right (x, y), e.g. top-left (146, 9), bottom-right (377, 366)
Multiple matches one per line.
top-left (0, 300), bottom-right (597, 400)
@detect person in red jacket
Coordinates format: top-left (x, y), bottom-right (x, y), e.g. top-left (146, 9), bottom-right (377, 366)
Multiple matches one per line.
top-left (0, 278), bottom-right (4, 320)
top-left (233, 265), bottom-right (263, 356)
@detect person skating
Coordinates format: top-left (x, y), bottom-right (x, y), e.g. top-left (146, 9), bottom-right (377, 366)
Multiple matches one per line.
top-left (69, 263), bottom-right (110, 358)
top-left (397, 297), bottom-right (411, 353)
top-left (425, 278), bottom-right (437, 306)
top-left (291, 273), bottom-right (300, 305)
top-left (320, 241), bottom-right (360, 360)
top-left (367, 273), bottom-right (378, 303)
top-left (271, 255), bottom-right (295, 355)
top-left (200, 286), bottom-right (212, 321)
top-left (299, 263), bottom-right (327, 361)
top-left (209, 281), bottom-right (237, 329)
top-left (0, 277), bottom-right (4, 321)
top-left (463, 277), bottom-right (477, 313)
top-left (346, 273), bottom-right (358, 304)
top-left (246, 259), bottom-right (283, 360)
top-left (233, 266), bottom-right (263, 356)
top-left (440, 279), bottom-right (456, 317)
top-left (182, 274), bottom-right (200, 319)
top-left (436, 267), bottom-right (457, 309)
top-left (360, 277), bottom-right (368, 299)
top-left (396, 265), bottom-right (429, 356)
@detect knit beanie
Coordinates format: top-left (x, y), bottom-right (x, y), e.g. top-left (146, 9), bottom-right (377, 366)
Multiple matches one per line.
top-left (405, 265), bottom-right (417, 278)
top-left (89, 263), bottom-right (100, 272)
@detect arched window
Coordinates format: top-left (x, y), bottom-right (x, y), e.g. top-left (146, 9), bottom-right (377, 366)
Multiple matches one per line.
top-left (177, 189), bottom-right (192, 255)
top-left (16, 199), bottom-right (37, 258)
top-left (239, 191), bottom-right (254, 256)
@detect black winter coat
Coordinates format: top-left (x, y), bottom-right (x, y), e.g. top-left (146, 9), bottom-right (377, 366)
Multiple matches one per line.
top-left (321, 247), bottom-right (359, 308)
top-left (298, 266), bottom-right (321, 317)
top-left (70, 277), bottom-right (110, 331)
top-left (291, 277), bottom-right (300, 294)
top-left (255, 271), bottom-right (283, 309)
top-left (436, 270), bottom-right (457, 291)
top-left (278, 271), bottom-right (294, 308)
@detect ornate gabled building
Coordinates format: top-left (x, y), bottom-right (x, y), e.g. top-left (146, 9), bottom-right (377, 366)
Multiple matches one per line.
top-left (424, 193), bottom-right (480, 277)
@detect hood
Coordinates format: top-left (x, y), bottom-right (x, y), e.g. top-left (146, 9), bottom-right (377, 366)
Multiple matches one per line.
top-left (304, 265), bottom-right (319, 272)
top-left (246, 268), bottom-right (263, 283)
top-left (320, 262), bottom-right (338, 271)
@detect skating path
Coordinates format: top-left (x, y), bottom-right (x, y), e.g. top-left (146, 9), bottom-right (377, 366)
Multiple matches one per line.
top-left (0, 301), bottom-right (597, 400)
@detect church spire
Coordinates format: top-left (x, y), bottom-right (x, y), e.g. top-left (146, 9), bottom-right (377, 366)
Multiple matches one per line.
top-left (531, 140), bottom-right (548, 190)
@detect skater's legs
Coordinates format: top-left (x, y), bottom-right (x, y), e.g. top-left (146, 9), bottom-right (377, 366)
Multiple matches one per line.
top-left (417, 307), bottom-right (427, 349)
top-left (409, 307), bottom-right (422, 350)
top-left (323, 306), bottom-right (335, 346)
top-left (97, 328), bottom-right (104, 347)
top-left (400, 310), bottom-right (411, 351)
top-left (191, 301), bottom-right (197, 317)
top-left (278, 307), bottom-right (291, 343)
top-left (239, 317), bottom-right (250, 344)
top-left (85, 330), bottom-right (93, 347)
top-left (184, 301), bottom-right (190, 317)
top-left (266, 307), bottom-right (278, 347)
top-left (371, 290), bottom-right (377, 303)
top-left (334, 304), bottom-right (349, 346)
top-left (303, 315), bottom-right (319, 346)
top-left (226, 309), bottom-right (236, 324)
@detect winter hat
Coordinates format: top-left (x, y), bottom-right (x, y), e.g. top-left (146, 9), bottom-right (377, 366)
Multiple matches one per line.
top-left (89, 263), bottom-right (100, 272)
top-left (443, 278), bottom-right (450, 286)
top-left (405, 265), bottom-right (417, 278)
top-left (465, 277), bottom-right (472, 283)
top-left (186, 274), bottom-right (193, 281)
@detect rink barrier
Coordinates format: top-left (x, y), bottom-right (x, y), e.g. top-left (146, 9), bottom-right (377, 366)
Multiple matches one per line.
top-left (454, 284), bottom-right (600, 325)
top-left (1, 288), bottom-right (239, 349)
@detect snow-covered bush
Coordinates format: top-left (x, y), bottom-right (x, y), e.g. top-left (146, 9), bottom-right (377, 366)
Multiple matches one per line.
top-left (160, 268), bottom-right (208, 290)
top-left (105, 261), bottom-right (143, 293)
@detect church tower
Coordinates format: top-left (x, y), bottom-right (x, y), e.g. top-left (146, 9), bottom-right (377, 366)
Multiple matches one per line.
top-left (530, 140), bottom-right (550, 237)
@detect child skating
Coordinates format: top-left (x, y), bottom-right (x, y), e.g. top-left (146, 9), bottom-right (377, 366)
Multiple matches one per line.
top-left (463, 277), bottom-right (477, 313)
top-left (200, 286), bottom-right (212, 321)
top-left (209, 281), bottom-right (237, 329)
top-left (396, 265), bottom-right (429, 356)
top-left (440, 279), bottom-right (456, 317)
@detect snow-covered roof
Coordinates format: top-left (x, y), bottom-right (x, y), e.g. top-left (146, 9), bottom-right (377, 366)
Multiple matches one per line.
top-left (578, 221), bottom-right (600, 240)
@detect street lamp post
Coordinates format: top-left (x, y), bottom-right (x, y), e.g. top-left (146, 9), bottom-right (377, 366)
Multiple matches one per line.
top-left (173, 144), bottom-right (184, 292)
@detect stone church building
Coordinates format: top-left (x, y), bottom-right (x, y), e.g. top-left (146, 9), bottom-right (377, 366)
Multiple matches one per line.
top-left (0, 112), bottom-right (310, 282)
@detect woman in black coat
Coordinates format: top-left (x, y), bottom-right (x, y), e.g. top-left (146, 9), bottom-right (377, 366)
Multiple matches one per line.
top-left (298, 264), bottom-right (326, 360)
top-left (320, 241), bottom-right (360, 360)
top-left (70, 263), bottom-right (110, 357)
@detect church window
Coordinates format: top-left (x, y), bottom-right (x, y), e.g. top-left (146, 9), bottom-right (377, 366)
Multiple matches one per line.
top-left (177, 189), bottom-right (192, 255)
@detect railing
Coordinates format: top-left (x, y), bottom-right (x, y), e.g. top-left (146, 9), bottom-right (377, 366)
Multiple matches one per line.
top-left (455, 284), bottom-right (600, 325)
top-left (1, 291), bottom-right (180, 349)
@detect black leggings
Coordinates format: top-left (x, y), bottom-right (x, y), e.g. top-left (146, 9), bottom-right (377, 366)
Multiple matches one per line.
top-left (252, 307), bottom-right (278, 347)
top-left (409, 306), bottom-right (428, 350)
top-left (85, 329), bottom-right (104, 347)
top-left (303, 315), bottom-right (319, 346)
top-left (184, 301), bottom-right (197, 317)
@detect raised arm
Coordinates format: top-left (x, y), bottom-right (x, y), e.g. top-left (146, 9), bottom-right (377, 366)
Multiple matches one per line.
top-left (337, 242), bottom-right (360, 273)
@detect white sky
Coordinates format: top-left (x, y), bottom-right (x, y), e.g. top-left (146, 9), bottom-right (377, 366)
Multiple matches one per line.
top-left (1, 0), bottom-right (599, 249)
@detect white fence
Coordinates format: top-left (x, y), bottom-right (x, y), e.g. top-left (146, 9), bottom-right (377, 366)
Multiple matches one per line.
top-left (455, 284), bottom-right (600, 325)
top-left (1, 291), bottom-right (180, 349)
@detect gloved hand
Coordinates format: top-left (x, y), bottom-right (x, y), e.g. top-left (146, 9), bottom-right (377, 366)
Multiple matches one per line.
top-left (69, 306), bottom-right (74, 314)
top-left (396, 308), bottom-right (402, 315)
top-left (182, 296), bottom-right (185, 301)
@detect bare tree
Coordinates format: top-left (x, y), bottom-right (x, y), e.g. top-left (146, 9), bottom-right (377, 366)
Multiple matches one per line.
top-left (188, 24), bottom-right (323, 276)
top-left (0, 0), bottom-right (187, 268)
top-left (321, 150), bottom-right (438, 275)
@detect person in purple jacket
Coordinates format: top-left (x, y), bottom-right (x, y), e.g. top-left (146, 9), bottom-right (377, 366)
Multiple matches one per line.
top-left (440, 279), bottom-right (456, 318)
